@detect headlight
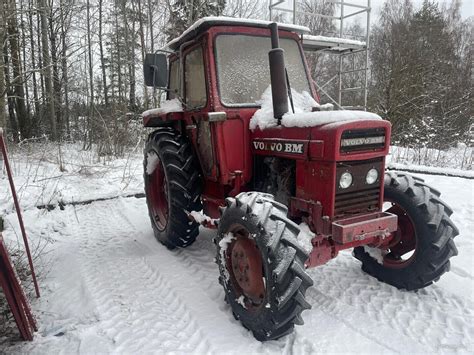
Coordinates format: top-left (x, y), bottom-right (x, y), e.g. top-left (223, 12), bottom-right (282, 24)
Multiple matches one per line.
top-left (366, 168), bottom-right (379, 184)
top-left (339, 172), bottom-right (353, 189)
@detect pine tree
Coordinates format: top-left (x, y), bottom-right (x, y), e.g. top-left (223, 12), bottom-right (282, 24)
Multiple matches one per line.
top-left (165, 0), bottom-right (226, 41)
top-left (369, 0), bottom-right (471, 148)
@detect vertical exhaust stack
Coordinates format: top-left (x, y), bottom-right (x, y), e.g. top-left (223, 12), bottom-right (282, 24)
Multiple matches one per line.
top-left (268, 23), bottom-right (288, 122)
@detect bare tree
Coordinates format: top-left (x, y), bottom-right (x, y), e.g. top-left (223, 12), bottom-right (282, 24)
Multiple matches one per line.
top-left (0, 0), bottom-right (6, 131)
top-left (6, 0), bottom-right (30, 138)
top-left (38, 0), bottom-right (57, 140)
top-left (98, 0), bottom-right (108, 106)
top-left (224, 0), bottom-right (265, 18)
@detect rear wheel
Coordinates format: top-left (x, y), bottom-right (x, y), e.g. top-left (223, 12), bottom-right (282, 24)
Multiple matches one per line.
top-left (354, 172), bottom-right (458, 290)
top-left (144, 128), bottom-right (202, 249)
top-left (216, 192), bottom-right (313, 341)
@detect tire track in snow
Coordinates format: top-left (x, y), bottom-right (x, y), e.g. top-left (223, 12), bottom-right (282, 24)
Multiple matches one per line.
top-left (81, 256), bottom-right (213, 353)
top-left (74, 198), bottom-right (217, 354)
top-left (9, 194), bottom-right (471, 354)
top-left (122, 217), bottom-right (289, 353)
top-left (156, 232), bottom-right (360, 355)
top-left (306, 251), bottom-right (474, 353)
top-left (122, 213), bottom-right (401, 354)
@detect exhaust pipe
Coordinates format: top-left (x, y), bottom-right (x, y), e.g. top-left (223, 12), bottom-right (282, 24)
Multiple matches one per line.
top-left (268, 23), bottom-right (288, 122)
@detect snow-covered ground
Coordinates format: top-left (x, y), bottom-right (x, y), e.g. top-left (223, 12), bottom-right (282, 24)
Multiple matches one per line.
top-left (0, 146), bottom-right (473, 354)
top-left (0, 142), bottom-right (144, 214)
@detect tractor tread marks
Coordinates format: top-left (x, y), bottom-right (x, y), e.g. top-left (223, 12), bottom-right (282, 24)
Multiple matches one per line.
top-left (217, 192), bottom-right (313, 341)
top-left (144, 129), bottom-right (202, 248)
top-left (354, 171), bottom-right (458, 291)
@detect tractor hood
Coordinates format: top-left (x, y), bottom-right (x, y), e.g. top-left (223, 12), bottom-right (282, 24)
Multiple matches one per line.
top-left (309, 118), bottom-right (391, 161)
top-left (250, 117), bottom-right (391, 162)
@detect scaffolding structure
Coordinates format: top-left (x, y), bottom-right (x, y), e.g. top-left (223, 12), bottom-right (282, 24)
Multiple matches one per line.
top-left (269, 0), bottom-right (371, 110)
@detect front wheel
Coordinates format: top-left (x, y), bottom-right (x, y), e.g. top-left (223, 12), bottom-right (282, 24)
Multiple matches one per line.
top-left (354, 172), bottom-right (458, 290)
top-left (216, 192), bottom-right (313, 341)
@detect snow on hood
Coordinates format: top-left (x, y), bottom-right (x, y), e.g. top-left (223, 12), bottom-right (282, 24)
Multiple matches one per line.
top-left (142, 99), bottom-right (183, 117)
top-left (249, 87), bottom-right (381, 130)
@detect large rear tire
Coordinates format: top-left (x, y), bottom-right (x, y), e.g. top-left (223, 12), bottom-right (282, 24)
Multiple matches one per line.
top-left (144, 128), bottom-right (202, 249)
top-left (216, 192), bottom-right (313, 341)
top-left (354, 172), bottom-right (458, 290)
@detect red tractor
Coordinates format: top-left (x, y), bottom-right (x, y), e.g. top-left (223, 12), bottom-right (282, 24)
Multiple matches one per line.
top-left (142, 18), bottom-right (458, 341)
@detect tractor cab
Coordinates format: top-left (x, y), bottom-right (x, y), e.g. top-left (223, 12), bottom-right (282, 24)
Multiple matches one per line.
top-left (143, 18), bottom-right (315, 116)
top-left (141, 17), bottom-right (458, 341)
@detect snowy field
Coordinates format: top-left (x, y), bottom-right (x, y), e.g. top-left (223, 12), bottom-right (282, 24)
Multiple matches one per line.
top-left (0, 145), bottom-right (473, 354)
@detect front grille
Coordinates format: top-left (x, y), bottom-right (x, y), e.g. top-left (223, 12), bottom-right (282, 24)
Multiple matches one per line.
top-left (334, 158), bottom-right (383, 216)
top-left (340, 127), bottom-right (386, 153)
top-left (335, 187), bottom-right (380, 216)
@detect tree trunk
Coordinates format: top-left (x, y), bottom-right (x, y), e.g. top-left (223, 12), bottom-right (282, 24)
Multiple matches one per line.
top-left (120, 0), bottom-right (135, 110)
top-left (36, 11), bottom-right (45, 108)
top-left (125, 2), bottom-right (136, 111)
top-left (137, 0), bottom-right (149, 109)
top-left (114, 2), bottom-right (123, 102)
top-left (38, 0), bottom-right (57, 140)
top-left (28, 0), bottom-right (39, 125)
top-left (98, 0), bottom-right (108, 106)
top-left (3, 46), bottom-right (19, 142)
top-left (0, 0), bottom-right (7, 132)
top-left (86, 0), bottom-right (94, 148)
top-left (59, 0), bottom-right (69, 136)
top-left (49, 5), bottom-right (62, 137)
top-left (147, 0), bottom-right (156, 106)
top-left (20, 0), bottom-right (31, 120)
top-left (86, 0), bottom-right (94, 106)
top-left (7, 0), bottom-right (30, 139)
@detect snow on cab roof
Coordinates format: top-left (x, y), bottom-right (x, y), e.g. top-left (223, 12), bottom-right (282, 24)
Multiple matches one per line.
top-left (166, 16), bottom-right (310, 51)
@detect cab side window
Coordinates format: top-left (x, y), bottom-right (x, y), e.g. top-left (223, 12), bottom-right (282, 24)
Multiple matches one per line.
top-left (184, 46), bottom-right (207, 109)
top-left (168, 60), bottom-right (180, 100)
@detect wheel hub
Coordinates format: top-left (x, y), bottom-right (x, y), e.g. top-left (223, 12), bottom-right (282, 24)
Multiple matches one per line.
top-left (383, 202), bottom-right (417, 268)
top-left (147, 155), bottom-right (169, 231)
top-left (230, 237), bottom-right (265, 303)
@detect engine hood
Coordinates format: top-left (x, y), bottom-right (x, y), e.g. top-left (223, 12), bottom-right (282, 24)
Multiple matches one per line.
top-left (309, 119), bottom-right (391, 161)
top-left (250, 118), bottom-right (391, 162)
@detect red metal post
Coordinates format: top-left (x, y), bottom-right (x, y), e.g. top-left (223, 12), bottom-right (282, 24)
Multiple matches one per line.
top-left (0, 128), bottom-right (40, 297)
top-left (0, 235), bottom-right (37, 340)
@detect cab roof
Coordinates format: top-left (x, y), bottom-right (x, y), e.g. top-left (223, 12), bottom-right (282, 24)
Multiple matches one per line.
top-left (165, 16), bottom-right (310, 51)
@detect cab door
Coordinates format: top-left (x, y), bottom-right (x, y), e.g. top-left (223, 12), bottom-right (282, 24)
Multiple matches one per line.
top-left (182, 43), bottom-right (219, 181)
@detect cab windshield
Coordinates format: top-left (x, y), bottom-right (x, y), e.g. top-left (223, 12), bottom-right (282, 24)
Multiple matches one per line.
top-left (215, 34), bottom-right (312, 106)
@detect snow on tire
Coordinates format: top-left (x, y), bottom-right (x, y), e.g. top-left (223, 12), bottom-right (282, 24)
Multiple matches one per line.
top-left (354, 171), bottom-right (459, 291)
top-left (215, 192), bottom-right (313, 341)
top-left (144, 128), bottom-right (202, 249)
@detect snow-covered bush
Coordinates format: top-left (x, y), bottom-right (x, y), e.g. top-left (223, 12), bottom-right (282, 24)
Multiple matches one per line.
top-left (388, 144), bottom-right (473, 171)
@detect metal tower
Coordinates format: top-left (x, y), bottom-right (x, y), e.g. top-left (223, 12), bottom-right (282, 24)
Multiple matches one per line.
top-left (269, 0), bottom-right (371, 110)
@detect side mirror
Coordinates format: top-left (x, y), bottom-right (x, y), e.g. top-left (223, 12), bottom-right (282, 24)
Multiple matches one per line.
top-left (144, 53), bottom-right (168, 88)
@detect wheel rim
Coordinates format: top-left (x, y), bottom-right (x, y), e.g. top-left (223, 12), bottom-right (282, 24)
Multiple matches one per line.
top-left (225, 224), bottom-right (266, 311)
top-left (382, 200), bottom-right (417, 268)
top-left (147, 153), bottom-right (169, 231)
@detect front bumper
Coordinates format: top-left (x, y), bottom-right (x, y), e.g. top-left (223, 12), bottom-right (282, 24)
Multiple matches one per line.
top-left (332, 211), bottom-right (398, 244)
